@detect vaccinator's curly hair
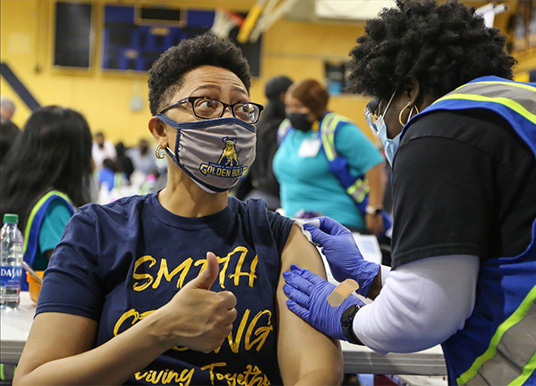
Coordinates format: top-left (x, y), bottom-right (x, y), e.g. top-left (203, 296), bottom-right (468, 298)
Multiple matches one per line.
top-left (148, 33), bottom-right (251, 115)
top-left (347, 0), bottom-right (517, 100)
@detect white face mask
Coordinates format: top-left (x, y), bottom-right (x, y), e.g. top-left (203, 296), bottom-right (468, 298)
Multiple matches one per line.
top-left (157, 114), bottom-right (257, 193)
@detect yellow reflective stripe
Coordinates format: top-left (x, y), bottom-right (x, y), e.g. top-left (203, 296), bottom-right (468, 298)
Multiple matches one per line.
top-left (457, 284), bottom-right (536, 385)
top-left (327, 117), bottom-right (340, 158)
top-left (320, 114), bottom-right (338, 161)
top-left (347, 179), bottom-right (369, 202)
top-left (436, 94), bottom-right (536, 125)
top-left (347, 179), bottom-right (362, 194)
top-left (321, 131), bottom-right (334, 160)
top-left (320, 113), bottom-right (353, 160)
top-left (509, 351), bottom-right (536, 386)
top-left (327, 130), bottom-right (335, 150)
top-left (23, 190), bottom-right (73, 254)
top-left (456, 80), bottom-right (536, 93)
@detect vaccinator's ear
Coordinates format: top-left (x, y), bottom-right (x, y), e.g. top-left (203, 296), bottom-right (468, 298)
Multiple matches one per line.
top-left (403, 76), bottom-right (421, 107)
top-left (403, 76), bottom-right (436, 112)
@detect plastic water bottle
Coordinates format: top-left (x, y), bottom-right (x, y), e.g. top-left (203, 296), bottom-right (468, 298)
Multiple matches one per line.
top-left (1, 214), bottom-right (24, 310)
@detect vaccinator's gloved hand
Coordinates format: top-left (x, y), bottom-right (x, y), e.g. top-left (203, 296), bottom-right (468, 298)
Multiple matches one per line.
top-left (283, 265), bottom-right (364, 341)
top-left (303, 216), bottom-right (380, 297)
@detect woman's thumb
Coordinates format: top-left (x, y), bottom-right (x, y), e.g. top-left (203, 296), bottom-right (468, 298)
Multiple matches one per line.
top-left (190, 252), bottom-right (220, 290)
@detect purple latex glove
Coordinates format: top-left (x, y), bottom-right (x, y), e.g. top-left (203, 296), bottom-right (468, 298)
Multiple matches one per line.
top-left (302, 216), bottom-right (380, 297)
top-left (283, 265), bottom-right (364, 341)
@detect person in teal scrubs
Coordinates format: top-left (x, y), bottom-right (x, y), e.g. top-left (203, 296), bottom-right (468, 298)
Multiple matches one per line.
top-left (0, 106), bottom-right (94, 276)
top-left (31, 200), bottom-right (74, 271)
top-left (273, 79), bottom-right (385, 233)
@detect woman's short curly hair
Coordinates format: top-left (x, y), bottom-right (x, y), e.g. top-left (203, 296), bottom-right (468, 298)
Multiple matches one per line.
top-left (347, 0), bottom-right (517, 100)
top-left (148, 33), bottom-right (251, 115)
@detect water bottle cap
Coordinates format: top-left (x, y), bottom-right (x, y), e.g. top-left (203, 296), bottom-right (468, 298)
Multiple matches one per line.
top-left (3, 213), bottom-right (18, 223)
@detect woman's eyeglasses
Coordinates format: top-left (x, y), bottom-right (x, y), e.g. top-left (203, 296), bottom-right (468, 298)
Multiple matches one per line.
top-left (158, 96), bottom-right (264, 124)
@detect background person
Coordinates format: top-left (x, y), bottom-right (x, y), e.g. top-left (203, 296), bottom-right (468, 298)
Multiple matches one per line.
top-left (273, 79), bottom-right (386, 234)
top-left (98, 158), bottom-right (127, 193)
top-left (0, 106), bottom-right (93, 283)
top-left (115, 141), bottom-right (135, 182)
top-left (127, 138), bottom-right (158, 177)
top-left (244, 75), bottom-right (293, 210)
top-left (91, 131), bottom-right (117, 170)
top-left (0, 96), bottom-right (17, 126)
top-left (283, 1), bottom-right (536, 385)
top-left (13, 34), bottom-right (343, 385)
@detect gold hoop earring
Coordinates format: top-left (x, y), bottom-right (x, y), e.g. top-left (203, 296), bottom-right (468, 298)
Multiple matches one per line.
top-left (398, 103), bottom-right (411, 126)
top-left (398, 103), bottom-right (420, 126)
top-left (155, 145), bottom-right (165, 159)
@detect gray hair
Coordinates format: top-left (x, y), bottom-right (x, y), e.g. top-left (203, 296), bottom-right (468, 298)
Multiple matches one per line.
top-left (0, 97), bottom-right (16, 113)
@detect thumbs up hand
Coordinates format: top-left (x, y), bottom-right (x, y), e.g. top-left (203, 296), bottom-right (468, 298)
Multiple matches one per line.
top-left (187, 250), bottom-right (221, 290)
top-left (150, 252), bottom-right (238, 353)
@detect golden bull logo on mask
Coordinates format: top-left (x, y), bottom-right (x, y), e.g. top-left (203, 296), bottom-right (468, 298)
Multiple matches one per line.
top-left (200, 137), bottom-right (247, 178)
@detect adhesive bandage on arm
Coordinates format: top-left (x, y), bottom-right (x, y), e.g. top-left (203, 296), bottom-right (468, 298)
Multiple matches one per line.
top-left (327, 279), bottom-right (359, 307)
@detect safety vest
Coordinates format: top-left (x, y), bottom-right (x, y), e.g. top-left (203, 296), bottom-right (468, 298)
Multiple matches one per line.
top-left (285, 113), bottom-right (392, 232)
top-left (401, 76), bottom-right (536, 385)
top-left (21, 190), bottom-right (75, 291)
top-left (319, 113), bottom-right (371, 209)
top-left (278, 113), bottom-right (390, 229)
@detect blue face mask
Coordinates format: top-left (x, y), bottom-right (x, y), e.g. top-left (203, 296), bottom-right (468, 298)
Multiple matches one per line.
top-left (365, 91), bottom-right (397, 166)
top-left (376, 114), bottom-right (399, 166)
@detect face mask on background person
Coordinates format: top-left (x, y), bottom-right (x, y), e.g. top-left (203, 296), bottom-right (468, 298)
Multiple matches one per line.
top-left (287, 112), bottom-right (313, 132)
top-left (157, 114), bottom-right (257, 193)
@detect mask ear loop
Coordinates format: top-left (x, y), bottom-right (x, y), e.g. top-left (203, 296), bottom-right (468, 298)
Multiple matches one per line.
top-left (399, 103), bottom-right (420, 126)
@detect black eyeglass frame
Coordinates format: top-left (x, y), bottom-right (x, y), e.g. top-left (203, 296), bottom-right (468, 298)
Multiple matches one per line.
top-left (158, 96), bottom-right (264, 124)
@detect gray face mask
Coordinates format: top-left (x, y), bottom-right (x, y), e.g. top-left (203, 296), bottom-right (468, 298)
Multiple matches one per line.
top-left (157, 114), bottom-right (256, 193)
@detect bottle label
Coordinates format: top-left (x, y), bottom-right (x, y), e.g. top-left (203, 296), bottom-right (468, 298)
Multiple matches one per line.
top-left (0, 266), bottom-right (23, 287)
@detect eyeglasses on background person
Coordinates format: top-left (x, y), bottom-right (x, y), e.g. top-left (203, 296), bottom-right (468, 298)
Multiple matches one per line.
top-left (158, 96), bottom-right (264, 124)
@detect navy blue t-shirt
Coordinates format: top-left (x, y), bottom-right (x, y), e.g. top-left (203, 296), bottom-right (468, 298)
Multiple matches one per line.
top-left (37, 193), bottom-right (294, 385)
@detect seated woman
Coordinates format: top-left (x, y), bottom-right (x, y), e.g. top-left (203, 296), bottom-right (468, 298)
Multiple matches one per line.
top-left (0, 106), bottom-right (93, 289)
top-left (13, 34), bottom-right (343, 385)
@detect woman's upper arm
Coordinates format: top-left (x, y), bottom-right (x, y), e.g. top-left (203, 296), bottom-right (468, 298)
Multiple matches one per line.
top-left (335, 122), bottom-right (384, 172)
top-left (276, 223), bottom-right (343, 385)
top-left (14, 313), bottom-right (97, 383)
